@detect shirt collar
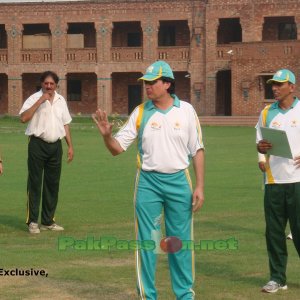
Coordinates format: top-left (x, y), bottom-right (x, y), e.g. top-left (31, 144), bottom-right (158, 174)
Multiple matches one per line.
top-left (38, 89), bottom-right (59, 102)
top-left (145, 94), bottom-right (180, 111)
top-left (270, 97), bottom-right (299, 110)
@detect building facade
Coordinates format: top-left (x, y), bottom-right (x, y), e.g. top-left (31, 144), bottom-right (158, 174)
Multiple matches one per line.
top-left (0, 0), bottom-right (299, 116)
top-left (206, 0), bottom-right (300, 116)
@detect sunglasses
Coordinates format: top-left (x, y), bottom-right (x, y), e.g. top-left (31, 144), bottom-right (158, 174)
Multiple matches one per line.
top-left (144, 80), bottom-right (158, 86)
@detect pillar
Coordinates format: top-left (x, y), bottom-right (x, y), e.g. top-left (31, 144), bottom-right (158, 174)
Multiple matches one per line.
top-left (141, 20), bottom-right (159, 63)
top-left (7, 72), bottom-right (22, 115)
top-left (96, 18), bottom-right (113, 62)
top-left (50, 18), bottom-right (67, 65)
top-left (97, 72), bottom-right (112, 114)
top-left (5, 23), bottom-right (22, 65)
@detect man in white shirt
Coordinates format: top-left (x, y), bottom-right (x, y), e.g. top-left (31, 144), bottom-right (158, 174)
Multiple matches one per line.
top-left (93, 61), bottom-right (205, 300)
top-left (19, 71), bottom-right (74, 234)
top-left (256, 69), bottom-right (300, 293)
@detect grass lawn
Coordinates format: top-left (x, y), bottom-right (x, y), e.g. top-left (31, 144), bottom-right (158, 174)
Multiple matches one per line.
top-left (0, 116), bottom-right (299, 299)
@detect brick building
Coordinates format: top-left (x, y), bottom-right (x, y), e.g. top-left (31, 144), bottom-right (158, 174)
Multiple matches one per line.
top-left (206, 0), bottom-right (300, 117)
top-left (0, 0), bottom-right (299, 116)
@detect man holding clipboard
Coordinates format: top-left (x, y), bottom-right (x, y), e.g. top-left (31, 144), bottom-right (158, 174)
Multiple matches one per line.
top-left (256, 69), bottom-right (300, 293)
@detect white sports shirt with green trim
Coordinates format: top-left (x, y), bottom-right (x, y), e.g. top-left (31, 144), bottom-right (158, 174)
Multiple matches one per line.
top-left (256, 97), bottom-right (300, 184)
top-left (114, 95), bottom-right (204, 174)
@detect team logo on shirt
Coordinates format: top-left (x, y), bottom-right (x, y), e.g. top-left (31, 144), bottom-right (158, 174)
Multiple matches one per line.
top-left (174, 122), bottom-right (181, 130)
top-left (271, 121), bottom-right (281, 128)
top-left (291, 120), bottom-right (298, 127)
top-left (150, 122), bottom-right (161, 130)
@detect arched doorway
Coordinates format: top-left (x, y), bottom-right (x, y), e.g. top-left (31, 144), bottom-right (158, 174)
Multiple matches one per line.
top-left (216, 70), bottom-right (231, 116)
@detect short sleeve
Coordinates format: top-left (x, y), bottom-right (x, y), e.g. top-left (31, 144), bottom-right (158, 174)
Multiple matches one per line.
top-left (255, 114), bottom-right (263, 143)
top-left (19, 92), bottom-right (41, 115)
top-left (61, 97), bottom-right (72, 125)
top-left (258, 152), bottom-right (266, 163)
top-left (187, 106), bottom-right (204, 157)
top-left (114, 106), bottom-right (139, 151)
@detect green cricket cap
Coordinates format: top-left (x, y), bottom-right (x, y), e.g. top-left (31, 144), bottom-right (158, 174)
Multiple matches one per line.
top-left (267, 69), bottom-right (296, 84)
top-left (139, 60), bottom-right (174, 81)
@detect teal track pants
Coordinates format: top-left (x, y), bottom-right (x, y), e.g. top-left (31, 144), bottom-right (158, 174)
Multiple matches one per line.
top-left (134, 169), bottom-right (195, 300)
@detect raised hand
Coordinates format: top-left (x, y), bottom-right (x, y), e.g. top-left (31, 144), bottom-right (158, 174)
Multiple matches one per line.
top-left (92, 108), bottom-right (113, 137)
top-left (39, 92), bottom-right (52, 103)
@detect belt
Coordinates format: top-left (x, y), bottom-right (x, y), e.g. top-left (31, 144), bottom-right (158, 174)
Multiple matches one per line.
top-left (30, 135), bottom-right (60, 144)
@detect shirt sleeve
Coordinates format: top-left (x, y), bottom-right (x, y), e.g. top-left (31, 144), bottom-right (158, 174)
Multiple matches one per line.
top-left (61, 97), bottom-right (72, 125)
top-left (255, 114), bottom-right (263, 143)
top-left (19, 93), bottom-right (40, 115)
top-left (258, 152), bottom-right (266, 163)
top-left (188, 106), bottom-right (204, 157)
top-left (114, 107), bottom-right (139, 151)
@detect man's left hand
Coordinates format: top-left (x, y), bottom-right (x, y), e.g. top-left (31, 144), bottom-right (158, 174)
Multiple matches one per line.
top-left (67, 147), bottom-right (74, 163)
top-left (258, 162), bottom-right (266, 172)
top-left (192, 188), bottom-right (204, 212)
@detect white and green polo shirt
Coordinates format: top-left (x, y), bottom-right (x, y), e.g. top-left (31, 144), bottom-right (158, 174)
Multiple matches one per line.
top-left (114, 95), bottom-right (204, 174)
top-left (256, 97), bottom-right (300, 184)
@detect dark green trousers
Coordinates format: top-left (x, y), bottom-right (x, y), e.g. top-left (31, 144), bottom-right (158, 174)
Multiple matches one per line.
top-left (26, 136), bottom-right (62, 226)
top-left (264, 183), bottom-right (300, 285)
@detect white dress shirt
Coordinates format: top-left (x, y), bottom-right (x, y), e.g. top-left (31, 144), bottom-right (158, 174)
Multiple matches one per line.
top-left (19, 90), bottom-right (72, 143)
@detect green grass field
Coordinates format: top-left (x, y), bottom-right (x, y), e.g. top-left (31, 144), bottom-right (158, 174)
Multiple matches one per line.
top-left (0, 117), bottom-right (299, 299)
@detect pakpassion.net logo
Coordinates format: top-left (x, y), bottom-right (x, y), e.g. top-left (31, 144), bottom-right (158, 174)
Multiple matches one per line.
top-left (58, 236), bottom-right (238, 253)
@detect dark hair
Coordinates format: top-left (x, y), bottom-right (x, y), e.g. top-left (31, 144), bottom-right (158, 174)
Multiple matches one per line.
top-left (40, 71), bottom-right (59, 84)
top-left (161, 76), bottom-right (175, 94)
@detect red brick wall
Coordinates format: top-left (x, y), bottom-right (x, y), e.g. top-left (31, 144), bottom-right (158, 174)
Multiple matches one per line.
top-left (0, 74), bottom-right (8, 113)
top-left (0, 0), bottom-right (200, 115)
top-left (111, 72), bottom-right (142, 115)
top-left (111, 71), bottom-right (190, 115)
top-left (205, 0), bottom-right (300, 116)
top-left (262, 16), bottom-right (295, 41)
top-left (158, 20), bottom-right (190, 46)
top-left (2, 0), bottom-right (300, 117)
top-left (112, 22), bottom-right (142, 47)
top-left (22, 74), bottom-right (40, 102)
top-left (231, 56), bottom-right (300, 115)
top-left (66, 73), bottom-right (97, 114)
top-left (174, 72), bottom-right (190, 102)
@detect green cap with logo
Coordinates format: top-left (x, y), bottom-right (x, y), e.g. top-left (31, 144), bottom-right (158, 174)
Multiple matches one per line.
top-left (267, 69), bottom-right (296, 84)
top-left (139, 60), bottom-right (175, 81)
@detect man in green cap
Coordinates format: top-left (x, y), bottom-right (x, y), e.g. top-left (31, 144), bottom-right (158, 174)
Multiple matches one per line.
top-left (93, 60), bottom-right (205, 299)
top-left (256, 69), bottom-right (300, 293)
